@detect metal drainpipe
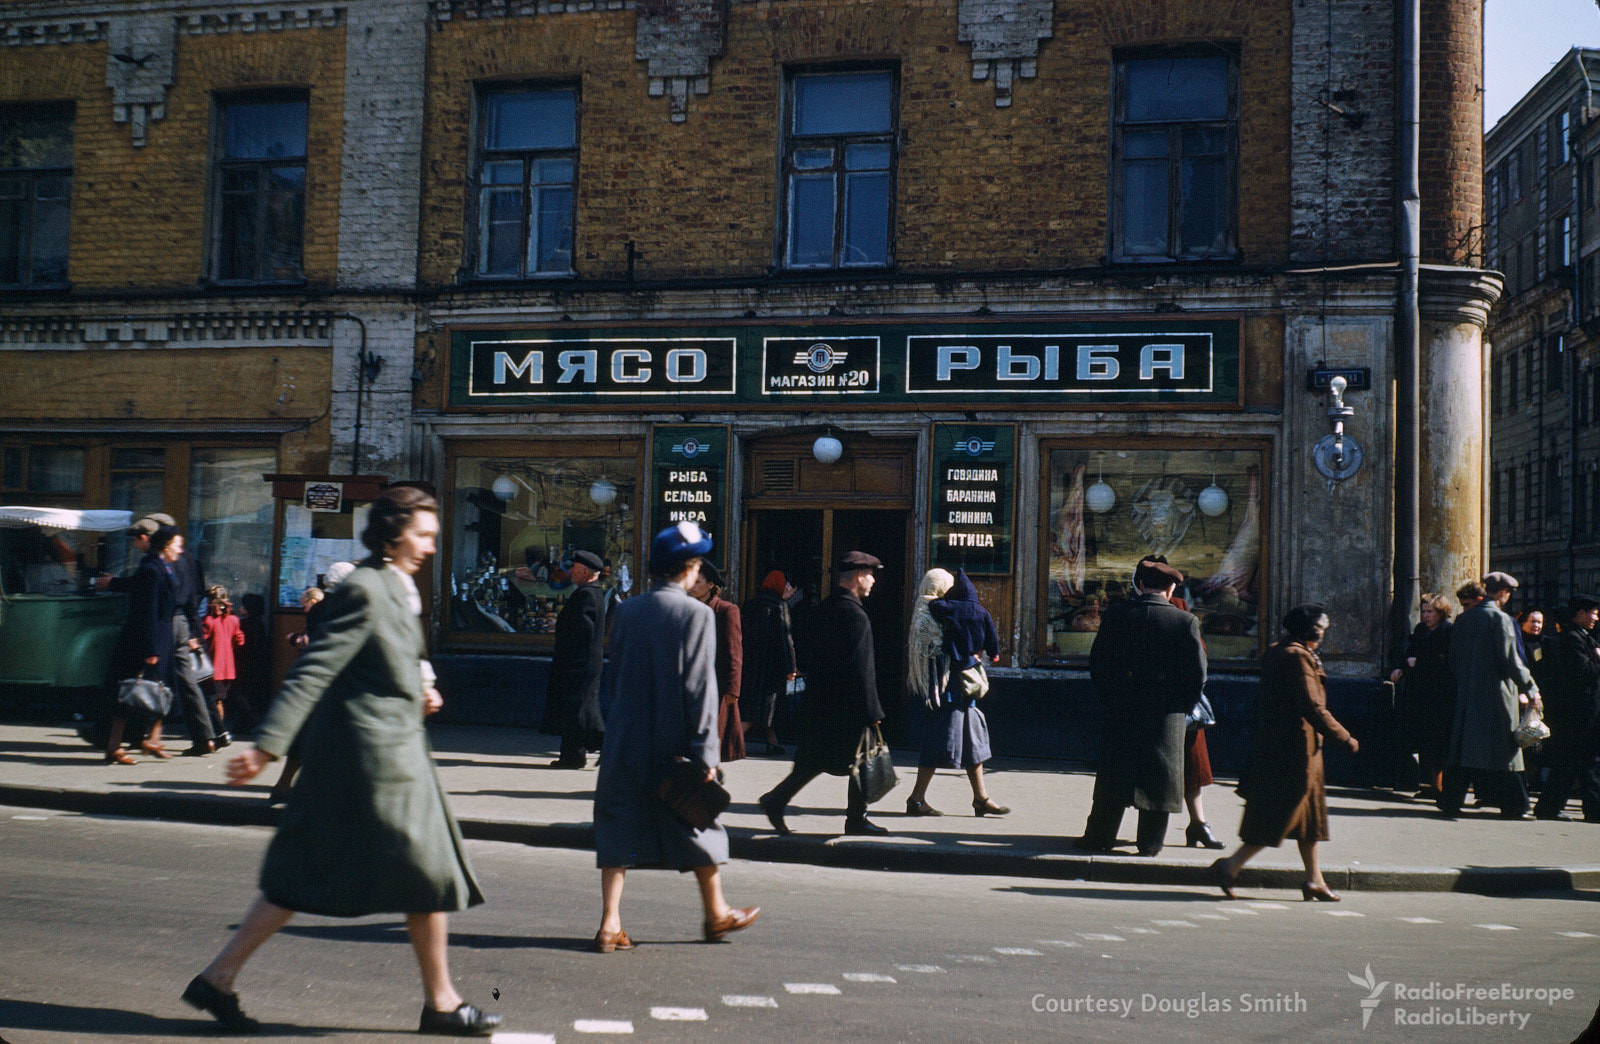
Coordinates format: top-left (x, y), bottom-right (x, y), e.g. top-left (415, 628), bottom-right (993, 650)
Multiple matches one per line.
top-left (337, 313), bottom-right (371, 475)
top-left (1391, 0), bottom-right (1422, 658)
top-left (1570, 58), bottom-right (1590, 599)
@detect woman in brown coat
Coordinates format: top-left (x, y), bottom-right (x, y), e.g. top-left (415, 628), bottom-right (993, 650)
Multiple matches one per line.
top-left (1213, 604), bottom-right (1359, 902)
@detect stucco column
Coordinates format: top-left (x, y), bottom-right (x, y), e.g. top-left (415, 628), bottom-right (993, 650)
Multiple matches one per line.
top-left (1417, 266), bottom-right (1503, 596)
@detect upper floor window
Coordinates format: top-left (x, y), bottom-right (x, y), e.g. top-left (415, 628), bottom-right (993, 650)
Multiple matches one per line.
top-left (1, 104), bottom-right (72, 287)
top-left (212, 93), bottom-right (307, 284)
top-left (472, 85), bottom-right (576, 279)
top-left (1506, 146), bottom-right (1523, 201)
top-left (1112, 50), bottom-right (1238, 263)
top-left (781, 68), bottom-right (895, 270)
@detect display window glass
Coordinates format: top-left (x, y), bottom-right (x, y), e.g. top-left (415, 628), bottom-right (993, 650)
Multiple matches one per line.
top-left (448, 446), bottom-right (639, 639)
top-left (1043, 442), bottom-right (1266, 661)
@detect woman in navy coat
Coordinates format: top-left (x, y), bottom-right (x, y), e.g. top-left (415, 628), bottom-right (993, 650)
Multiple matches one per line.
top-left (103, 526), bottom-right (181, 764)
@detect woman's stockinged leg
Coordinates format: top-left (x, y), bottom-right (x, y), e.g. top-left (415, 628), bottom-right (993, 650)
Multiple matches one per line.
top-left (406, 911), bottom-right (465, 1012)
top-left (909, 765), bottom-right (937, 804)
top-left (693, 864), bottom-right (728, 922)
top-left (599, 867), bottom-right (626, 935)
top-left (1297, 838), bottom-right (1325, 888)
top-left (200, 894), bottom-right (295, 991)
top-left (966, 764), bottom-right (987, 801)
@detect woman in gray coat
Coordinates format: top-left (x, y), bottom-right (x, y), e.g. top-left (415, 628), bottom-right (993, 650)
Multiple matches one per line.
top-left (181, 487), bottom-right (500, 1037)
top-left (593, 522), bottom-right (759, 952)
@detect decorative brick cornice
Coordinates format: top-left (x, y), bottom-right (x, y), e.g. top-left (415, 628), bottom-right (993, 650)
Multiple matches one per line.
top-left (0, 310), bottom-right (336, 350)
top-left (0, 19), bottom-right (109, 46)
top-left (428, 0), bottom-right (626, 23)
top-left (175, 6), bottom-right (345, 35)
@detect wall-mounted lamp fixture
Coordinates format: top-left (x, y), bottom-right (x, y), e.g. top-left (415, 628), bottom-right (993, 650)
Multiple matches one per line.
top-left (812, 434), bottom-right (844, 464)
top-left (1313, 375), bottom-right (1364, 482)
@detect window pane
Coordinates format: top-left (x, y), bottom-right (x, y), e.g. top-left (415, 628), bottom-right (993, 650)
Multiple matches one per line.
top-left (479, 186), bottom-right (523, 275)
top-left (189, 447), bottom-right (276, 613)
top-left (3, 448), bottom-right (21, 488)
top-left (793, 148), bottom-right (833, 171)
top-left (844, 143), bottom-right (890, 171)
top-left (1181, 126), bottom-right (1227, 156)
top-left (842, 170), bottom-right (889, 265)
top-left (1178, 154), bottom-right (1227, 255)
top-left (218, 186), bottom-right (257, 280)
top-left (28, 446), bottom-right (83, 493)
top-left (534, 157), bottom-right (574, 186)
top-left (223, 100), bottom-right (307, 160)
top-left (1, 107), bottom-right (73, 169)
top-left (531, 184), bottom-right (573, 272)
top-left (264, 166), bottom-right (306, 279)
top-left (113, 448), bottom-right (165, 469)
top-left (1045, 448), bottom-right (1262, 661)
top-left (788, 173), bottom-right (835, 266)
top-left (1124, 129), bottom-right (1168, 160)
top-left (450, 455), bottom-right (638, 635)
top-left (0, 193), bottom-right (21, 283)
top-left (793, 72), bottom-right (892, 135)
top-left (484, 160), bottom-right (522, 185)
top-left (1121, 158), bottom-right (1169, 255)
top-left (485, 90), bottom-right (576, 151)
top-left (31, 194), bottom-right (69, 283)
top-left (1123, 56), bottom-right (1228, 122)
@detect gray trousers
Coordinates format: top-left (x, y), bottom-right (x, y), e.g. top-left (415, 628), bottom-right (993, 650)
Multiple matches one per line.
top-left (171, 616), bottom-right (214, 745)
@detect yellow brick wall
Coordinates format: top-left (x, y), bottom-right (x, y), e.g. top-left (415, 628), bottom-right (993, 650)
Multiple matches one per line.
top-left (0, 29), bottom-right (345, 291)
top-left (417, 0), bottom-right (1291, 287)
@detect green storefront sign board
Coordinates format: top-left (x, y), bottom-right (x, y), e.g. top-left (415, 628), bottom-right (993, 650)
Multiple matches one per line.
top-left (650, 425), bottom-right (730, 560)
top-left (928, 423), bottom-right (1016, 575)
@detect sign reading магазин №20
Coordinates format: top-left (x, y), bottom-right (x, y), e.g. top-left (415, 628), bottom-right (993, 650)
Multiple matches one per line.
top-left (450, 319), bottom-right (1239, 408)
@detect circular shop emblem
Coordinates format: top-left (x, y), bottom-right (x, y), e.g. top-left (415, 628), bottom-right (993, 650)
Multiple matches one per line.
top-left (805, 343), bottom-right (839, 374)
top-left (963, 438), bottom-right (986, 456)
top-left (676, 438), bottom-right (704, 459)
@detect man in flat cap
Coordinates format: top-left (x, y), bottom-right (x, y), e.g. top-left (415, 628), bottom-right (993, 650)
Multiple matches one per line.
top-left (1079, 556), bottom-right (1207, 857)
top-left (539, 549), bottom-right (608, 769)
top-left (1534, 593), bottom-right (1600, 822)
top-left (760, 550), bottom-right (890, 836)
top-left (1440, 570), bottom-right (1540, 818)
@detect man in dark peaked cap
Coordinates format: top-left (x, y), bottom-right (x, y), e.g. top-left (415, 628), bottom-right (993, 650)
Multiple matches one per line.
top-left (539, 548), bottom-right (608, 768)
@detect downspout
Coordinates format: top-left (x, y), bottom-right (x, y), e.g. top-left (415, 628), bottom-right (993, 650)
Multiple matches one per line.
top-left (336, 313), bottom-right (372, 475)
top-left (1569, 55), bottom-right (1591, 599)
top-left (1391, 0), bottom-right (1422, 656)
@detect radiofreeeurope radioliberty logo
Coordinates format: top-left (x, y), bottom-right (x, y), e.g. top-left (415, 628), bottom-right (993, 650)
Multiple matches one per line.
top-left (1346, 964), bottom-right (1572, 1031)
top-left (1347, 965), bottom-right (1389, 1029)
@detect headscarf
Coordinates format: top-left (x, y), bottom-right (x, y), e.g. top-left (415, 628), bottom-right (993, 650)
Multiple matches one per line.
top-left (760, 569), bottom-right (788, 595)
top-left (930, 569), bottom-right (1000, 664)
top-left (906, 568), bottom-right (954, 704)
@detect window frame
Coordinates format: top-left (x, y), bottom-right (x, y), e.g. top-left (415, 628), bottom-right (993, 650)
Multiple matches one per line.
top-left (1109, 45), bottom-right (1240, 264)
top-left (778, 63), bottom-right (899, 272)
top-left (208, 89), bottom-right (310, 286)
top-left (1, 101), bottom-right (74, 289)
top-left (466, 81), bottom-right (580, 282)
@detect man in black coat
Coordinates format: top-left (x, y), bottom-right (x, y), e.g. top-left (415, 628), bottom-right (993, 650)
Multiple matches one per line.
top-left (539, 549), bottom-right (608, 768)
top-left (759, 550), bottom-right (889, 836)
top-left (1534, 594), bottom-right (1600, 822)
top-left (1080, 557), bottom-right (1207, 857)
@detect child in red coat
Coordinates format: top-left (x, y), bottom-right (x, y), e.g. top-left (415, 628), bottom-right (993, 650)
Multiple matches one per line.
top-left (202, 585), bottom-right (251, 736)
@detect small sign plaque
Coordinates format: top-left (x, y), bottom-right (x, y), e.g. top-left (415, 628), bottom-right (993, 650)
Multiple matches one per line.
top-left (303, 482), bottom-right (343, 513)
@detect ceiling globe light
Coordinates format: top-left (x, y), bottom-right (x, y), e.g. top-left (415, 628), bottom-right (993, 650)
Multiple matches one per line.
top-left (491, 475), bottom-right (517, 501)
top-left (589, 478), bottom-right (618, 506)
top-left (1085, 465), bottom-right (1116, 514)
top-left (1198, 479), bottom-right (1229, 517)
top-left (812, 435), bottom-right (844, 464)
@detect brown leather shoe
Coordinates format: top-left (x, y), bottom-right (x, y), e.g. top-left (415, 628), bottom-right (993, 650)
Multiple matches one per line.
top-left (104, 750), bottom-right (137, 765)
top-left (593, 928), bottom-right (634, 953)
top-left (703, 905), bottom-right (759, 942)
top-left (140, 742), bottom-right (171, 759)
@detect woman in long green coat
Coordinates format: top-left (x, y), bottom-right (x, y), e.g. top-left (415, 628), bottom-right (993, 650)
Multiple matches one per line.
top-left (180, 487), bottom-right (500, 1038)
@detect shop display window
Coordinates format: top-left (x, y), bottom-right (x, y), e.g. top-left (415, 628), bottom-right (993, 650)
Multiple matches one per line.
top-left (189, 447), bottom-right (275, 610)
top-left (1043, 443), bottom-right (1265, 661)
top-left (449, 451), bottom-right (638, 638)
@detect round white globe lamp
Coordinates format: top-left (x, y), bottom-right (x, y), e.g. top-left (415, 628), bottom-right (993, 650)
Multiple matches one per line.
top-left (491, 475), bottom-right (517, 502)
top-left (1198, 479), bottom-right (1229, 517)
top-left (589, 478), bottom-right (618, 506)
top-left (812, 435), bottom-right (844, 464)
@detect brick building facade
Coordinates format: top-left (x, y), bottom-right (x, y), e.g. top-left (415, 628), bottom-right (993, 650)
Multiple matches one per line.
top-left (2, 0), bottom-right (1500, 747)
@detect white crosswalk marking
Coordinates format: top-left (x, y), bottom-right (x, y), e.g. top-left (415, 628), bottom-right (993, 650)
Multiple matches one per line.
top-left (491, 1034), bottom-right (556, 1044)
top-left (1321, 910), bottom-right (1364, 917)
top-left (1116, 927), bottom-right (1159, 935)
top-left (993, 947), bottom-right (1044, 955)
top-left (784, 983), bottom-right (842, 995)
top-left (721, 995), bottom-right (778, 1008)
top-left (1225, 908), bottom-right (1260, 916)
top-left (650, 1008), bottom-right (707, 1021)
top-left (1473, 924), bottom-right (1519, 931)
top-left (1557, 931), bottom-right (1597, 938)
top-left (11, 814), bottom-right (48, 821)
top-left (1192, 913), bottom-right (1230, 921)
top-left (1399, 917), bottom-right (1442, 924)
top-left (895, 964), bottom-right (947, 973)
top-left (947, 954), bottom-right (998, 963)
top-left (1249, 902), bottom-right (1288, 910)
top-left (1035, 939), bottom-right (1082, 947)
top-left (1078, 933), bottom-right (1124, 942)
top-left (844, 973), bottom-right (897, 983)
top-left (1152, 920), bottom-right (1197, 927)
top-left (574, 1019), bottom-right (634, 1034)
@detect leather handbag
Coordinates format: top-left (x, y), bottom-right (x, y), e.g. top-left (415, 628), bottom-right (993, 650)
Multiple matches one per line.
top-left (957, 660), bottom-right (990, 700)
top-left (190, 646), bottom-right (215, 683)
top-left (1513, 706), bottom-right (1550, 748)
top-left (654, 758), bottom-right (731, 831)
top-left (851, 725), bottom-right (898, 805)
top-left (117, 670), bottom-right (174, 717)
top-left (1186, 692), bottom-right (1217, 731)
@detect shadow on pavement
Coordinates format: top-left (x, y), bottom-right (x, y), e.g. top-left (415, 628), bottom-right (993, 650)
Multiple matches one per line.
top-left (278, 922), bottom-right (592, 952)
top-left (0, 997), bottom-right (366, 1037)
top-left (992, 885), bottom-right (1213, 903)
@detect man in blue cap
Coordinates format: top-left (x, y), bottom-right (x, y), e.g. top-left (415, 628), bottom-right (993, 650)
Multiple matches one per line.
top-left (592, 523), bottom-right (758, 951)
top-left (759, 550), bottom-right (890, 836)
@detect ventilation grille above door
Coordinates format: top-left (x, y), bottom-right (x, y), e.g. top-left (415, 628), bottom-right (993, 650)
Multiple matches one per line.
top-left (761, 459), bottom-right (796, 494)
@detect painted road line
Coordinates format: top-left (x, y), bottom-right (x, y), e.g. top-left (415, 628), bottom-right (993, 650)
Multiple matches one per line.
top-left (1078, 933), bottom-right (1124, 942)
top-left (1191, 913), bottom-right (1230, 921)
top-left (947, 954), bottom-right (998, 963)
top-left (1152, 920), bottom-right (1198, 928)
top-left (1557, 931), bottom-right (1597, 938)
top-left (1248, 903), bottom-right (1288, 910)
top-left (1473, 924), bottom-right (1519, 931)
top-left (784, 983), bottom-right (842, 995)
top-left (573, 1020), bottom-right (634, 1034)
top-left (1116, 928), bottom-right (1159, 935)
top-left (1399, 917), bottom-right (1442, 924)
top-left (491, 1035), bottom-right (556, 1044)
top-left (1035, 939), bottom-right (1082, 947)
top-left (895, 964), bottom-right (947, 973)
top-left (1321, 910), bottom-right (1364, 917)
top-left (721, 996), bottom-right (778, 1008)
top-left (843, 973), bottom-right (897, 983)
top-left (650, 1008), bottom-right (707, 1021)
top-left (993, 947), bottom-right (1044, 955)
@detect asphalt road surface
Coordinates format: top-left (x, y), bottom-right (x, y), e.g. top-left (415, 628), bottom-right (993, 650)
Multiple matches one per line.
top-left (0, 807), bottom-right (1596, 1043)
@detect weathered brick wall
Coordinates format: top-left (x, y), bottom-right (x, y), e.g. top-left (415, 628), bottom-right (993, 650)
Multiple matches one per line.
top-left (0, 21), bottom-right (346, 291)
top-left (1289, 0), bottom-right (1394, 263)
top-left (417, 0), bottom-right (1294, 287)
top-left (1420, 0), bottom-right (1483, 265)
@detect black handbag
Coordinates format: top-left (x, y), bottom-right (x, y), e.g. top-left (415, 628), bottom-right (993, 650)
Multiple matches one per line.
top-left (851, 725), bottom-right (898, 805)
top-left (654, 758), bottom-right (731, 831)
top-left (117, 669), bottom-right (174, 717)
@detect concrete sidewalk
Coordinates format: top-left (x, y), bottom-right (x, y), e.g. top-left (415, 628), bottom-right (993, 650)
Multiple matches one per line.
top-left (1, 721), bottom-right (1595, 896)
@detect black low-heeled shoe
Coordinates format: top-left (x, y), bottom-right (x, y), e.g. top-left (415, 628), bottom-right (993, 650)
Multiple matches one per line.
top-left (418, 1001), bottom-right (502, 1037)
top-left (1185, 821), bottom-right (1225, 849)
top-left (905, 797), bottom-right (943, 816)
top-left (972, 797), bottom-right (1010, 817)
top-left (182, 974), bottom-right (261, 1034)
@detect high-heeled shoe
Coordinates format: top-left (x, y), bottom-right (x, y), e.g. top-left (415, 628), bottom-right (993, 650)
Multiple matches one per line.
top-left (905, 797), bottom-right (943, 817)
top-left (1209, 857), bottom-right (1238, 899)
top-left (1301, 882), bottom-right (1341, 902)
top-left (104, 749), bottom-right (137, 765)
top-left (1185, 821), bottom-right (1224, 849)
top-left (972, 797), bottom-right (1010, 816)
top-left (140, 741), bottom-right (171, 760)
